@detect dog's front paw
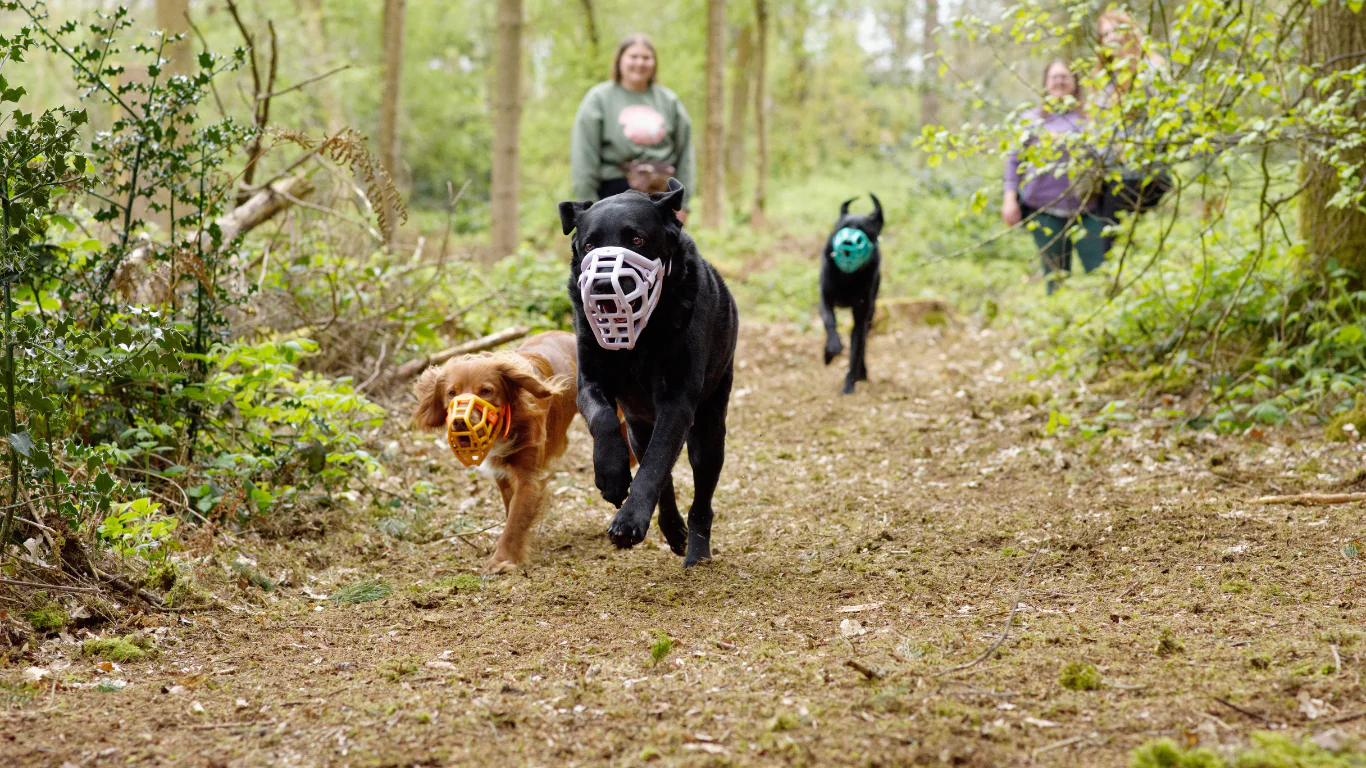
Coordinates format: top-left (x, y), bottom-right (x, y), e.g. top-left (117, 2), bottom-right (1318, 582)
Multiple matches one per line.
top-left (606, 507), bottom-right (650, 549)
top-left (824, 337), bottom-right (844, 365)
top-left (593, 441), bottom-right (633, 508)
top-left (483, 555), bottom-right (522, 574)
top-left (841, 378), bottom-right (858, 395)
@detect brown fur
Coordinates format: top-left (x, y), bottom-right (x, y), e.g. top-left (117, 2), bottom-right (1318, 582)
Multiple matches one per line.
top-left (412, 331), bottom-right (580, 573)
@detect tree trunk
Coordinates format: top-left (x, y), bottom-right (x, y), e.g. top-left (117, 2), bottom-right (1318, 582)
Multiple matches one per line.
top-left (156, 0), bottom-right (192, 77)
top-left (751, 0), bottom-right (769, 228)
top-left (379, 0), bottom-right (406, 249)
top-left (920, 0), bottom-right (940, 127)
top-left (725, 26), bottom-right (754, 206)
top-left (491, 0), bottom-right (524, 259)
top-left (298, 0), bottom-right (348, 134)
top-left (892, 1), bottom-right (910, 86)
top-left (701, 0), bottom-right (726, 229)
top-left (1301, 3), bottom-right (1366, 282)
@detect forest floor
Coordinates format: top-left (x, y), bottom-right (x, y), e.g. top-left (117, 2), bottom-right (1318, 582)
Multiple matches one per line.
top-left (4, 318), bottom-right (1366, 767)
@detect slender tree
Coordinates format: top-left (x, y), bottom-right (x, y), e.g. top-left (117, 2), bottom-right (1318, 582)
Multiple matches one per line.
top-left (491, 0), bottom-right (524, 258)
top-left (379, 0), bottom-right (406, 248)
top-left (155, 0), bottom-right (192, 77)
top-left (298, 0), bottom-right (348, 134)
top-left (920, 0), bottom-right (940, 127)
top-left (725, 25), bottom-right (755, 207)
top-left (1301, 2), bottom-right (1366, 281)
top-left (701, 0), bottom-right (726, 228)
top-left (752, 0), bottom-right (769, 227)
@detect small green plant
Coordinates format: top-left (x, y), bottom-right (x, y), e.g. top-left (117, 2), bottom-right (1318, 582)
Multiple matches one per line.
top-left (230, 559), bottom-right (277, 592)
top-left (768, 711), bottom-right (801, 731)
top-left (97, 498), bottom-right (179, 563)
top-left (650, 631), bottom-right (674, 665)
top-left (81, 634), bottom-right (154, 663)
top-left (1156, 628), bottom-right (1186, 657)
top-left (442, 574), bottom-right (483, 592)
top-left (96, 681), bottom-right (123, 693)
top-left (331, 579), bottom-right (393, 604)
top-left (379, 658), bottom-right (419, 681)
top-left (1060, 661), bottom-right (1102, 691)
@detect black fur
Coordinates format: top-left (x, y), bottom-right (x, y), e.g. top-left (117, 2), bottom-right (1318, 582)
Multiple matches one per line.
top-left (819, 193), bottom-right (883, 394)
top-left (558, 178), bottom-right (739, 567)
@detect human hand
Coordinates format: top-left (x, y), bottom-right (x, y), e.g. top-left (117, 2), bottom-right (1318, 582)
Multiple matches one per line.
top-left (1002, 195), bottom-right (1022, 226)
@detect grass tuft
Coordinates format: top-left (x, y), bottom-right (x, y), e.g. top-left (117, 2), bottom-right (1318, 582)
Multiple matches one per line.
top-left (650, 631), bottom-right (673, 665)
top-left (331, 579), bottom-right (393, 604)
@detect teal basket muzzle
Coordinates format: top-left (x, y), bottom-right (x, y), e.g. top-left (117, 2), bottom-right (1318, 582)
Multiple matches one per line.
top-left (830, 227), bottom-right (874, 273)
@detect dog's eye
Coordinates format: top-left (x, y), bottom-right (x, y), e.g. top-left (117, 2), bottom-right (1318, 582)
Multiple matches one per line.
top-left (584, 242), bottom-right (595, 252)
top-left (632, 236), bottom-right (646, 246)
top-left (479, 387), bottom-right (494, 397)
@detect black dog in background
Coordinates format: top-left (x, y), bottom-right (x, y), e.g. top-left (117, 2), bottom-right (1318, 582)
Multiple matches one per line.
top-left (819, 194), bottom-right (883, 394)
top-left (559, 179), bottom-right (738, 568)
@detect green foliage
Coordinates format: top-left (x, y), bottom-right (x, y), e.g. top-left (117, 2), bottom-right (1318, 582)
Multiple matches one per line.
top-left (1129, 739), bottom-right (1224, 768)
top-left (1232, 732), bottom-right (1366, 767)
top-left (81, 634), bottom-right (154, 663)
top-left (97, 498), bottom-right (178, 563)
top-left (650, 631), bottom-right (674, 665)
top-left (1059, 661), bottom-right (1101, 691)
top-left (1326, 397), bottom-right (1366, 442)
top-left (331, 579), bottom-right (394, 604)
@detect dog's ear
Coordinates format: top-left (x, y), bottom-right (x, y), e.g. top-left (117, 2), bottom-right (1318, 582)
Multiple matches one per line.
top-left (867, 193), bottom-right (883, 236)
top-left (412, 367), bottom-right (449, 430)
top-left (559, 200), bottom-right (593, 236)
top-left (651, 177), bottom-right (685, 215)
top-left (839, 196), bottom-right (858, 217)
top-left (495, 356), bottom-right (556, 400)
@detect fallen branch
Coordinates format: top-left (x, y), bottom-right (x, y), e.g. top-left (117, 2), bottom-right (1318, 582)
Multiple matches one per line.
top-left (113, 174), bottom-right (315, 305)
top-left (387, 326), bottom-right (530, 386)
top-left (1251, 492), bottom-right (1366, 506)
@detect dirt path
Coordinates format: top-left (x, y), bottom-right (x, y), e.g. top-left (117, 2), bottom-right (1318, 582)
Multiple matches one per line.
top-left (5, 321), bottom-right (1364, 767)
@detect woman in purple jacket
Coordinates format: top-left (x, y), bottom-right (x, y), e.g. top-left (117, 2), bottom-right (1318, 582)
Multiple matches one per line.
top-left (1003, 59), bottom-right (1108, 293)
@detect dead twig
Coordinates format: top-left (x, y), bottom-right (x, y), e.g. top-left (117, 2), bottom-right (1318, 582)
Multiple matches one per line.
top-left (1033, 735), bottom-right (1086, 758)
top-left (1251, 492), bottom-right (1366, 506)
top-left (932, 542), bottom-right (1044, 677)
top-left (1212, 696), bottom-right (1273, 724)
top-left (844, 659), bottom-right (882, 680)
top-left (0, 577), bottom-right (98, 594)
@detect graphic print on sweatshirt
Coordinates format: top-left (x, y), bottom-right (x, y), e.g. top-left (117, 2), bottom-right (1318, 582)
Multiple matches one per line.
top-left (618, 105), bottom-right (666, 146)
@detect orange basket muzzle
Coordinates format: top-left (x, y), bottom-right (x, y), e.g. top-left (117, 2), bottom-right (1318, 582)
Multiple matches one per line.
top-left (445, 394), bottom-right (511, 468)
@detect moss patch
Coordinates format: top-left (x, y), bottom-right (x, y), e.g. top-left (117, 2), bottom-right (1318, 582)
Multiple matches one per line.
top-left (82, 634), bottom-right (155, 663)
top-left (1059, 661), bottom-right (1101, 691)
top-left (1327, 397), bottom-right (1366, 442)
top-left (23, 599), bottom-right (66, 634)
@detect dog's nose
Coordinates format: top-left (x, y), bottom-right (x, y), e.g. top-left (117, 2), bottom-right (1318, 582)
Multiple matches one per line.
top-left (590, 278), bottom-right (615, 296)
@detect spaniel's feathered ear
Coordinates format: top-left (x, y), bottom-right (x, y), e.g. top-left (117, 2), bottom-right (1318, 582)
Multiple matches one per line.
top-left (412, 366), bottom-right (448, 430)
top-left (492, 354), bottom-right (559, 400)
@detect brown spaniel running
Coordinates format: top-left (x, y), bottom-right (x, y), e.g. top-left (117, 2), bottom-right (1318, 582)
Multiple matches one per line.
top-left (412, 331), bottom-right (579, 572)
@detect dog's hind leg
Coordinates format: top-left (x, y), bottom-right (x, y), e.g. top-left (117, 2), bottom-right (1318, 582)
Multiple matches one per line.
top-left (845, 296), bottom-right (873, 394)
top-left (682, 373), bottom-right (732, 567)
top-left (626, 419), bottom-right (687, 556)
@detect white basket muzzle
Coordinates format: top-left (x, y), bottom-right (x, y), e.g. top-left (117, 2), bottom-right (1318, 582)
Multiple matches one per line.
top-left (577, 246), bottom-right (667, 350)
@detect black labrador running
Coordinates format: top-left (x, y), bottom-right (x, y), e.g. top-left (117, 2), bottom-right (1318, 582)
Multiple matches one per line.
top-left (559, 178), bottom-right (738, 567)
top-left (819, 193), bottom-right (883, 394)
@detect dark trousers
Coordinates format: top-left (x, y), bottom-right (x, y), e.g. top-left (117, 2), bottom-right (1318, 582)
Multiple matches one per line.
top-left (1021, 205), bottom-right (1111, 295)
top-left (597, 178), bottom-right (631, 200)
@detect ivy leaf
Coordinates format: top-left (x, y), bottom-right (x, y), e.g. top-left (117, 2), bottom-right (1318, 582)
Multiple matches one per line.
top-left (198, 51), bottom-right (213, 69)
top-left (1, 86), bottom-right (24, 103)
top-left (94, 471), bottom-right (115, 495)
top-left (6, 431), bottom-right (33, 457)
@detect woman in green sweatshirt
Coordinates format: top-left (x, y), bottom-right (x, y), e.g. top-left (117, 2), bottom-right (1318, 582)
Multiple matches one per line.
top-left (570, 35), bottom-right (696, 225)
